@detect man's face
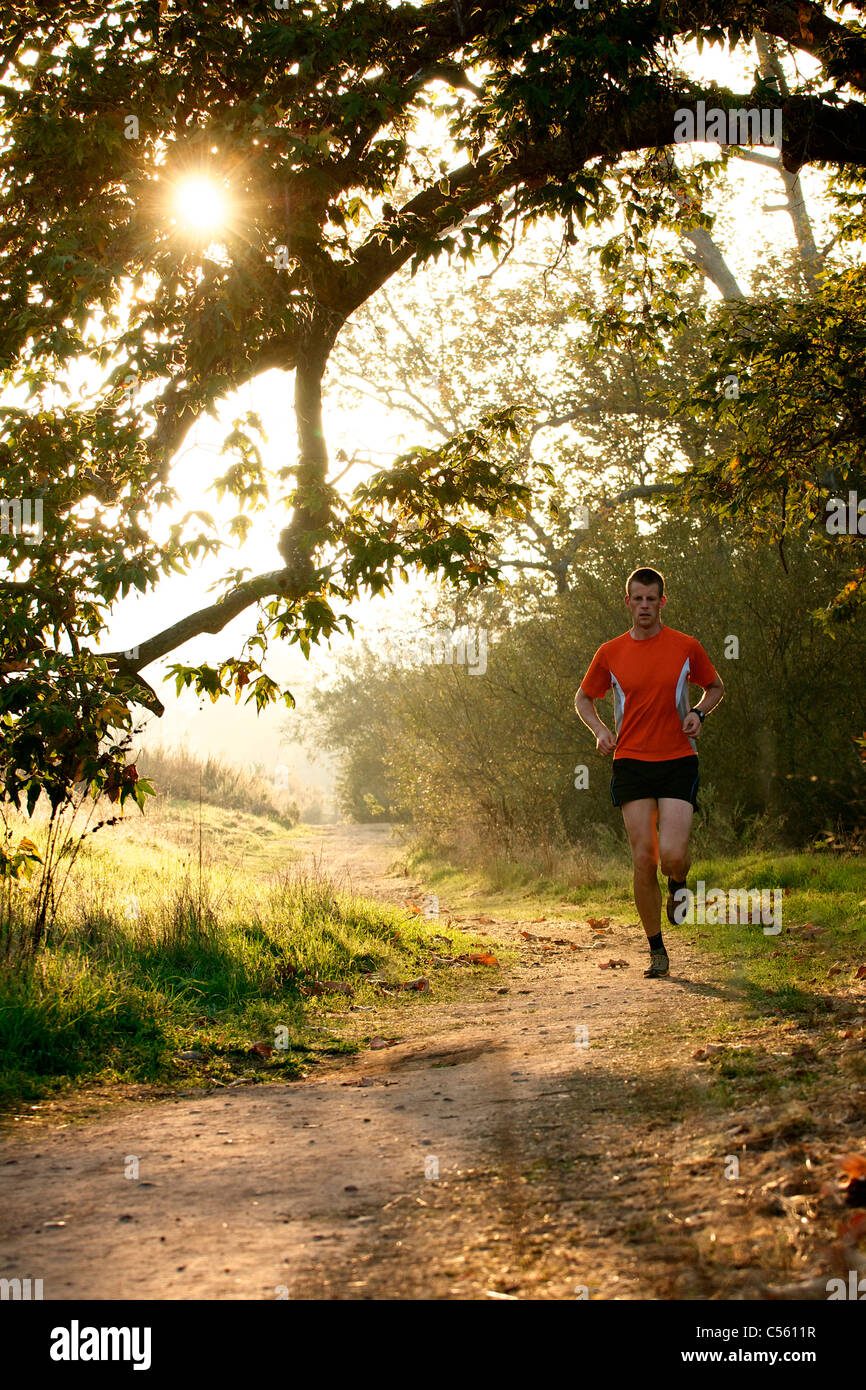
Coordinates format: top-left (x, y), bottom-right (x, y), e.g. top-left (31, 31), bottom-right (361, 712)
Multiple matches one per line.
top-left (625, 581), bottom-right (665, 628)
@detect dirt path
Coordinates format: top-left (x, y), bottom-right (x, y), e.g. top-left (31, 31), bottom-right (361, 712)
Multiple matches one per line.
top-left (0, 827), bottom-right (844, 1300)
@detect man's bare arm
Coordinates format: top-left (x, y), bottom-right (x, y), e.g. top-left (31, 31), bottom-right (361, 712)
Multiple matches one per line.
top-left (575, 687), bottom-right (617, 756)
top-left (681, 674), bottom-right (725, 738)
top-left (694, 674), bottom-right (725, 716)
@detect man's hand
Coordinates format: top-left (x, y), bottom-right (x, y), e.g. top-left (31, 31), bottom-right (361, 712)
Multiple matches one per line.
top-left (595, 728), bottom-right (617, 756)
top-left (682, 711), bottom-right (703, 738)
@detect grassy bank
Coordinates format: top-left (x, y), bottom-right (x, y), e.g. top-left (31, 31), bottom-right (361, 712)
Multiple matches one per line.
top-left (664, 850), bottom-right (866, 1021)
top-left (0, 808), bottom-right (489, 1113)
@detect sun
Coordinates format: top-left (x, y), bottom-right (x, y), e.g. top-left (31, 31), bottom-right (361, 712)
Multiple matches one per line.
top-left (174, 177), bottom-right (228, 233)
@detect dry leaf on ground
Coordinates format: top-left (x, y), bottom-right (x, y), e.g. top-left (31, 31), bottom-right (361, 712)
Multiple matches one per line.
top-left (840, 1155), bottom-right (866, 1206)
top-left (301, 979), bottom-right (354, 997)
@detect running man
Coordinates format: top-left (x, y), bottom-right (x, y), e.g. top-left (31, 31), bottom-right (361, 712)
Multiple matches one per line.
top-left (574, 567), bottom-right (725, 978)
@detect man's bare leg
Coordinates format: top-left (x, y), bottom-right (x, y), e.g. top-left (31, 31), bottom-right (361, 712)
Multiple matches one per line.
top-left (657, 798), bottom-right (694, 885)
top-left (620, 798), bottom-right (662, 941)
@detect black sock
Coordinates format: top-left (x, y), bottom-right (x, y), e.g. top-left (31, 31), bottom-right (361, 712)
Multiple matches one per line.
top-left (648, 931), bottom-right (664, 951)
top-left (667, 877), bottom-right (687, 892)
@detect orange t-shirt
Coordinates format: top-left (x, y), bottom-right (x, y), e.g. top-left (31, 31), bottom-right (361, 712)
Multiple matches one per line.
top-left (580, 626), bottom-right (717, 761)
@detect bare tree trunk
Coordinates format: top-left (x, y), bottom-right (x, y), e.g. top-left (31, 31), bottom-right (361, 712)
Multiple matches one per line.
top-left (681, 226), bottom-right (744, 299)
top-left (278, 346), bottom-right (332, 584)
top-left (755, 31), bottom-right (820, 289)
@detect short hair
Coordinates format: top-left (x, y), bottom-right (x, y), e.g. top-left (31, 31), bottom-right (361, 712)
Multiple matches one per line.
top-left (626, 566), bottom-right (665, 597)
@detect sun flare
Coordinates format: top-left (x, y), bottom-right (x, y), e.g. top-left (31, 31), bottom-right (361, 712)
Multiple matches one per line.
top-left (174, 177), bottom-right (228, 233)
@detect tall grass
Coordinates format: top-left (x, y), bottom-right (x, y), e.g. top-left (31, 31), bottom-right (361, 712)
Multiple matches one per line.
top-left (0, 848), bottom-right (479, 1110)
top-left (136, 743), bottom-right (300, 825)
top-left (405, 819), bottom-right (627, 899)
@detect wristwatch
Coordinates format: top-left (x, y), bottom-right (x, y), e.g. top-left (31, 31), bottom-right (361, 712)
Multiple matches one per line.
top-left (689, 708), bottom-right (706, 723)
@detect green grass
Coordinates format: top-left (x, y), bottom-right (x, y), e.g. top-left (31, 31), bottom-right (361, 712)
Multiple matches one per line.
top-left (0, 807), bottom-right (490, 1112)
top-left (663, 851), bottom-right (866, 1017)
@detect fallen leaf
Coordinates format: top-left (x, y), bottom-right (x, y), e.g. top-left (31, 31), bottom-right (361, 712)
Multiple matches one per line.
top-left (837, 1211), bottom-right (866, 1240)
top-left (301, 979), bottom-right (354, 997)
top-left (587, 917), bottom-right (611, 929)
top-left (463, 952), bottom-right (499, 966)
top-left (598, 958), bottom-right (628, 969)
top-left (521, 927), bottom-right (572, 948)
top-left (249, 1042), bottom-right (274, 1059)
top-left (795, 921), bottom-right (824, 939)
top-left (856, 965), bottom-right (866, 979)
top-left (840, 1155), bottom-right (866, 1180)
top-left (399, 977), bottom-right (431, 993)
top-left (369, 1036), bottom-right (399, 1050)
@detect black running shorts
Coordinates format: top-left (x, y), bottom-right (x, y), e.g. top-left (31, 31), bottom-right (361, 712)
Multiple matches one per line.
top-left (610, 755), bottom-right (700, 809)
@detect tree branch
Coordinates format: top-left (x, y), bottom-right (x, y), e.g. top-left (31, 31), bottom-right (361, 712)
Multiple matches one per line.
top-left (755, 30), bottom-right (820, 281)
top-left (753, 1), bottom-right (866, 95)
top-left (680, 225), bottom-right (745, 299)
top-left (103, 570), bottom-right (290, 672)
top-left (345, 87), bottom-right (866, 318)
top-left (599, 481), bottom-right (684, 507)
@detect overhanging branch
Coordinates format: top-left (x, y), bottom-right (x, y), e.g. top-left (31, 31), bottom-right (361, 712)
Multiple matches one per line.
top-left (104, 569), bottom-right (291, 672)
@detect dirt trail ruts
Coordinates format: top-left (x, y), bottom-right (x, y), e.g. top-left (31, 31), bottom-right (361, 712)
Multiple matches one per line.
top-left (0, 826), bottom-right (775, 1300)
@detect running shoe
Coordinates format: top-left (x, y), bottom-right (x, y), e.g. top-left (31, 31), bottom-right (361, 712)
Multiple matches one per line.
top-left (644, 947), bottom-right (670, 978)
